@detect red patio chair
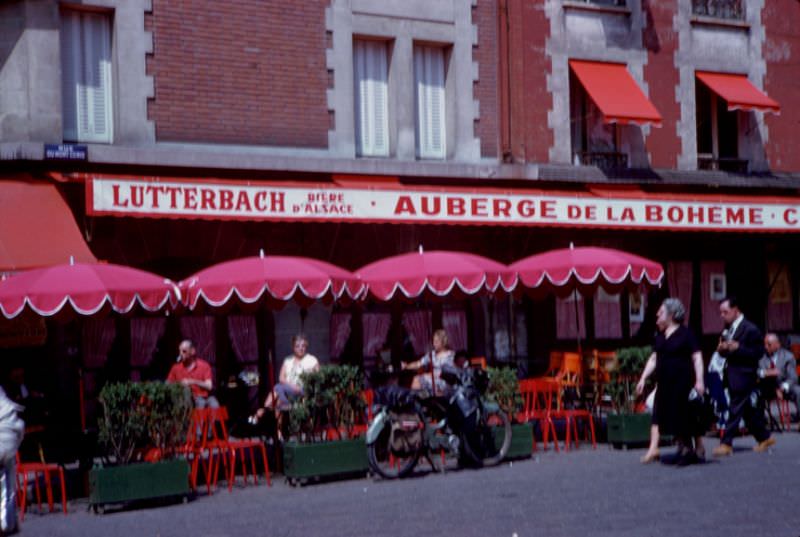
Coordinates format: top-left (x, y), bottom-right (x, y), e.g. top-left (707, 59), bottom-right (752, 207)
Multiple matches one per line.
top-left (16, 453), bottom-right (67, 519)
top-left (207, 407), bottom-right (271, 491)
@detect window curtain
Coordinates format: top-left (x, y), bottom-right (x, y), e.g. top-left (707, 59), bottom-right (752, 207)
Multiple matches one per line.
top-left (362, 312), bottom-right (391, 357)
top-left (556, 291), bottom-right (586, 340)
top-left (179, 316), bottom-right (216, 364)
top-left (667, 261), bottom-right (694, 325)
top-left (402, 310), bottom-right (432, 356)
top-left (130, 318), bottom-right (166, 368)
top-left (442, 310), bottom-right (467, 352)
top-left (701, 261), bottom-right (725, 334)
top-left (329, 313), bottom-right (352, 361)
top-left (227, 315), bottom-right (258, 364)
top-left (593, 288), bottom-right (621, 339)
top-left (82, 318), bottom-right (116, 368)
top-left (767, 262), bottom-right (792, 331)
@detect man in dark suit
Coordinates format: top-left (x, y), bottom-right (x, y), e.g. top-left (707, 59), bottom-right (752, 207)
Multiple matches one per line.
top-left (713, 296), bottom-right (775, 456)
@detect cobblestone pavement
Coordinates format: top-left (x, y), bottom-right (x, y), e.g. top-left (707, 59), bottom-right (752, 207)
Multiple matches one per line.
top-left (20, 432), bottom-right (800, 537)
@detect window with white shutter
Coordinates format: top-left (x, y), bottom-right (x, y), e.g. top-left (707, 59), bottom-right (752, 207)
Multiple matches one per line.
top-left (414, 45), bottom-right (446, 160)
top-left (60, 9), bottom-right (113, 144)
top-left (353, 40), bottom-right (389, 157)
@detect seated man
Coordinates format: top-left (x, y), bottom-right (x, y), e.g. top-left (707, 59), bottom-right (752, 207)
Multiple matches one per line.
top-left (167, 339), bottom-right (219, 408)
top-left (759, 333), bottom-right (800, 417)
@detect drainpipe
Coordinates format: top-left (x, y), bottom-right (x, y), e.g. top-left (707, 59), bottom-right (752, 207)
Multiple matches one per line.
top-left (498, 0), bottom-right (513, 162)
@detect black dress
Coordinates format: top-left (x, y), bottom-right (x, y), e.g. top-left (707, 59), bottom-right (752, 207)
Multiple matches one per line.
top-left (652, 325), bottom-right (700, 438)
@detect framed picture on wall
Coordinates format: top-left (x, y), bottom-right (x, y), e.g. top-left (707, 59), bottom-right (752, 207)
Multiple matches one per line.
top-left (629, 290), bottom-right (645, 322)
top-left (710, 273), bottom-right (727, 301)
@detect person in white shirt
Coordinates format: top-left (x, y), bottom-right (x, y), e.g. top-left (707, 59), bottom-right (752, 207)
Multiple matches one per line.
top-left (402, 329), bottom-right (455, 396)
top-left (759, 333), bottom-right (800, 413)
top-left (254, 334), bottom-right (320, 419)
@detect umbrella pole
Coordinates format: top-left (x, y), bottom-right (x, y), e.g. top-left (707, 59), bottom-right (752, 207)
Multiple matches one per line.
top-left (573, 290), bottom-right (582, 355)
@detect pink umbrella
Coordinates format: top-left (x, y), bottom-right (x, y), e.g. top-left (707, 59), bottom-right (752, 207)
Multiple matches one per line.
top-left (0, 259), bottom-right (179, 319)
top-left (357, 248), bottom-right (517, 301)
top-left (510, 244), bottom-right (663, 297)
top-left (180, 253), bottom-right (363, 310)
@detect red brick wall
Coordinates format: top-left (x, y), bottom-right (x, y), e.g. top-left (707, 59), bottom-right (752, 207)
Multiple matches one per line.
top-left (762, 1), bottom-right (800, 172)
top-left (474, 0), bottom-right (499, 158)
top-left (642, 0), bottom-right (681, 169)
top-left (506, 0), bottom-right (551, 163)
top-left (146, 0), bottom-right (329, 147)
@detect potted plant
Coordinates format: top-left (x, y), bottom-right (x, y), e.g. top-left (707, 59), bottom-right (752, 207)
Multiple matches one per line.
top-left (487, 367), bottom-right (530, 459)
top-left (282, 365), bottom-right (369, 485)
top-left (604, 345), bottom-right (652, 448)
top-left (90, 382), bottom-right (193, 512)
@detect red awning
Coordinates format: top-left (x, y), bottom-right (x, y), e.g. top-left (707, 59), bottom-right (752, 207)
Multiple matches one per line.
top-left (569, 60), bottom-right (663, 127)
top-left (0, 177), bottom-right (96, 272)
top-left (696, 71), bottom-right (780, 114)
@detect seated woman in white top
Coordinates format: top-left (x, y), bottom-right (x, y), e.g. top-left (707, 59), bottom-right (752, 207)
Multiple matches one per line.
top-left (402, 329), bottom-right (455, 396)
top-left (255, 334), bottom-right (320, 419)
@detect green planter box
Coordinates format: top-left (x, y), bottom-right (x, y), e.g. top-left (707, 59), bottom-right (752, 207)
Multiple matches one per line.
top-left (89, 459), bottom-right (190, 512)
top-left (606, 413), bottom-right (651, 448)
top-left (496, 423), bottom-right (532, 460)
top-left (283, 438), bottom-right (368, 485)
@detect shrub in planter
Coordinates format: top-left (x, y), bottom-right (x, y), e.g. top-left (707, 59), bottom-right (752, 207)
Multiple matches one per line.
top-left (487, 367), bottom-right (530, 459)
top-left (604, 346), bottom-right (652, 447)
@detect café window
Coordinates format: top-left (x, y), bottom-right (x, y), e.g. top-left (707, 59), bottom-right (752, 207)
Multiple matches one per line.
top-left (692, 0), bottom-right (744, 20)
top-left (60, 8), bottom-right (113, 144)
top-left (414, 45), bottom-right (447, 160)
top-left (353, 39), bottom-right (390, 157)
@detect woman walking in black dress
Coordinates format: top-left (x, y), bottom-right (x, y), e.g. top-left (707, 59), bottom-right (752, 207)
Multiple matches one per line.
top-left (636, 298), bottom-right (706, 464)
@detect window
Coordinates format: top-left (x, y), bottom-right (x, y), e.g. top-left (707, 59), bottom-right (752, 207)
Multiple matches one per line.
top-left (353, 40), bottom-right (389, 157)
top-left (569, 72), bottom-right (626, 171)
top-left (695, 81), bottom-right (744, 172)
top-left (60, 9), bottom-right (113, 144)
top-left (692, 0), bottom-right (744, 20)
top-left (414, 45), bottom-right (446, 159)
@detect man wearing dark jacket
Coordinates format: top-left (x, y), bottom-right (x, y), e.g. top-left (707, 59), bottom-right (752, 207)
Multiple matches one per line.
top-left (713, 297), bottom-right (775, 456)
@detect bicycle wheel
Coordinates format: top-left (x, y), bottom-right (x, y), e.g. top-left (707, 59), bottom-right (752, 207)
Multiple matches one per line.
top-left (367, 418), bottom-right (420, 479)
top-left (460, 407), bottom-right (511, 467)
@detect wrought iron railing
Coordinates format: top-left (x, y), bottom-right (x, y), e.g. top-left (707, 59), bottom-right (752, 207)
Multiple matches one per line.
top-left (574, 151), bottom-right (629, 171)
top-left (692, 0), bottom-right (744, 20)
top-left (697, 155), bottom-right (749, 173)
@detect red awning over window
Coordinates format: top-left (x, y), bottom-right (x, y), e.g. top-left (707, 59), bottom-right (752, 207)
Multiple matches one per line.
top-left (696, 71), bottom-right (780, 114)
top-left (569, 60), bottom-right (663, 127)
top-left (0, 177), bottom-right (96, 272)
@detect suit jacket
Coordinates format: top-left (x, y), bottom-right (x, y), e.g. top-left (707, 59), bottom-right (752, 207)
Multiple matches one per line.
top-left (720, 317), bottom-right (763, 393)
top-left (758, 347), bottom-right (798, 389)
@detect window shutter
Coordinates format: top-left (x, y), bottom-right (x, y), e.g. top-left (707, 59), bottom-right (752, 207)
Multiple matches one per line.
top-left (61, 10), bottom-right (112, 143)
top-left (354, 40), bottom-right (388, 157)
top-left (414, 46), bottom-right (446, 159)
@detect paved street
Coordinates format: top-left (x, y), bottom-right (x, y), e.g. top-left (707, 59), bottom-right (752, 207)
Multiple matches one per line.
top-left (21, 432), bottom-right (800, 537)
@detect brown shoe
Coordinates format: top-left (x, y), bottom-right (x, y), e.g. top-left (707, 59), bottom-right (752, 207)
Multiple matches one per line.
top-left (753, 437), bottom-right (776, 453)
top-left (712, 444), bottom-right (733, 457)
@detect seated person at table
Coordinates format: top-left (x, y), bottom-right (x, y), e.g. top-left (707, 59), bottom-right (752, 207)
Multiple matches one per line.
top-left (167, 339), bottom-right (219, 409)
top-left (402, 329), bottom-right (455, 396)
top-left (759, 333), bottom-right (800, 414)
top-left (254, 334), bottom-right (319, 419)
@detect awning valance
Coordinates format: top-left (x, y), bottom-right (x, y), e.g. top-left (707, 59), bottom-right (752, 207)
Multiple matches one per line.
top-left (696, 71), bottom-right (780, 114)
top-left (569, 60), bottom-right (663, 127)
top-left (0, 177), bottom-right (96, 272)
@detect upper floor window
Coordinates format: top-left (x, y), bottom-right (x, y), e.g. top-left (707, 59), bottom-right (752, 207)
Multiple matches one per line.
top-left (353, 39), bottom-right (389, 157)
top-left (414, 45), bottom-right (446, 160)
top-left (692, 0), bottom-right (744, 20)
top-left (60, 8), bottom-right (113, 144)
top-left (696, 81), bottom-right (742, 172)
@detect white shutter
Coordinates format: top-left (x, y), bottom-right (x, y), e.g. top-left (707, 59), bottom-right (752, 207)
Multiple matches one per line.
top-left (354, 40), bottom-right (388, 157)
top-left (61, 10), bottom-right (112, 143)
top-left (414, 45), bottom-right (446, 159)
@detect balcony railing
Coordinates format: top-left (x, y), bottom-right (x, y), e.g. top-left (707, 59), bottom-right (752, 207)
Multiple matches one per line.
top-left (692, 0), bottom-right (744, 20)
top-left (574, 151), bottom-right (628, 171)
top-left (697, 155), bottom-right (749, 174)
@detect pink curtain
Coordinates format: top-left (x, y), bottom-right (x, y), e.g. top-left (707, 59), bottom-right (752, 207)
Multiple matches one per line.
top-left (593, 289), bottom-right (621, 339)
top-left (82, 318), bottom-right (116, 368)
top-left (667, 261), bottom-right (693, 325)
top-left (329, 313), bottom-right (352, 360)
top-left (767, 262), bottom-right (793, 331)
top-left (227, 315), bottom-right (258, 363)
top-left (130, 318), bottom-right (166, 368)
top-left (701, 261), bottom-right (725, 334)
top-left (402, 310), bottom-right (432, 356)
top-left (556, 292), bottom-right (586, 340)
top-left (443, 310), bottom-right (468, 352)
top-left (362, 312), bottom-right (391, 357)
top-left (179, 316), bottom-right (216, 364)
